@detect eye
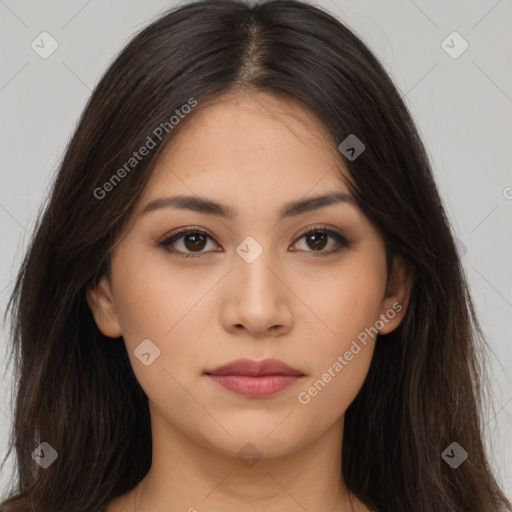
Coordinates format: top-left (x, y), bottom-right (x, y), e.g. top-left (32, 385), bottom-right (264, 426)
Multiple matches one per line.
top-left (291, 225), bottom-right (351, 256)
top-left (158, 224), bottom-right (350, 258)
top-left (158, 226), bottom-right (218, 258)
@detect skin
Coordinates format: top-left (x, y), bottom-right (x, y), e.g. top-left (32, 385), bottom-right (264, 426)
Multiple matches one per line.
top-left (87, 91), bottom-right (411, 512)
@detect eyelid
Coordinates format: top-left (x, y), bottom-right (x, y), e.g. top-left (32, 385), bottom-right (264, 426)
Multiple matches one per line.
top-left (291, 224), bottom-right (351, 255)
top-left (158, 225), bottom-right (218, 258)
top-left (158, 224), bottom-right (350, 257)
top-left (294, 224), bottom-right (347, 242)
top-left (161, 225), bottom-right (214, 241)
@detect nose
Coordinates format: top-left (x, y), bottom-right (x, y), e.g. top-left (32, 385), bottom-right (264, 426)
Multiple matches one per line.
top-left (218, 243), bottom-right (294, 339)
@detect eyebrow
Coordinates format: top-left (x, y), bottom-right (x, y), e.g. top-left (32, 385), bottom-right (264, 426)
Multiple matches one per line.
top-left (139, 191), bottom-right (357, 221)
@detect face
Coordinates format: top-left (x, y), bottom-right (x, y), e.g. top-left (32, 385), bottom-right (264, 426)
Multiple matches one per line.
top-left (87, 91), bottom-right (410, 460)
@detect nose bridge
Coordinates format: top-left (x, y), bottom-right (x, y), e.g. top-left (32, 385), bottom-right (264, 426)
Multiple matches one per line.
top-left (219, 233), bottom-right (293, 336)
top-left (234, 234), bottom-right (280, 302)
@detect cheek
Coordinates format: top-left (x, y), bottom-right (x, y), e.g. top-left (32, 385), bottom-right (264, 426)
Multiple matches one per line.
top-left (112, 270), bottom-right (170, 341)
top-left (294, 341), bottom-right (374, 437)
top-left (295, 296), bottom-right (379, 428)
top-left (316, 257), bottom-right (385, 345)
top-left (110, 248), bottom-right (212, 387)
top-left (294, 257), bottom-right (384, 414)
top-left (110, 244), bottom-right (191, 339)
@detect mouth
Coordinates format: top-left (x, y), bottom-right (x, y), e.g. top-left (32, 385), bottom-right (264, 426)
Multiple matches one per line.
top-left (204, 358), bottom-right (305, 398)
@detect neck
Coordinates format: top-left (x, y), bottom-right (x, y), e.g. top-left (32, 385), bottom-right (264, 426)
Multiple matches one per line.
top-left (108, 403), bottom-right (364, 512)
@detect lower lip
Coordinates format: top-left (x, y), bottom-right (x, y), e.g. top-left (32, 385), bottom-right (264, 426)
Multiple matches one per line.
top-left (207, 374), bottom-right (303, 397)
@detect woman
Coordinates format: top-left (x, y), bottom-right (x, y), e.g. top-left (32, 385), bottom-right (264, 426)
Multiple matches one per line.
top-left (1, 0), bottom-right (510, 511)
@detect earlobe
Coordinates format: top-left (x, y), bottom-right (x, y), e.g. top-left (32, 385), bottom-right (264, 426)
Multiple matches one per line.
top-left (85, 274), bottom-right (123, 338)
top-left (378, 253), bottom-right (412, 335)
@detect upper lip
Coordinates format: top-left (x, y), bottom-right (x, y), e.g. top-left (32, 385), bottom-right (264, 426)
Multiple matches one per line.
top-left (206, 358), bottom-right (305, 376)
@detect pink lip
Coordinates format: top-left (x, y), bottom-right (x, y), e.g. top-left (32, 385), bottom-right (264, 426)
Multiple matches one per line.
top-left (205, 358), bottom-right (305, 398)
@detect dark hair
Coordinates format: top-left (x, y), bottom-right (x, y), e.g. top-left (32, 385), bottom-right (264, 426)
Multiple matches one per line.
top-left (1, 1), bottom-right (510, 511)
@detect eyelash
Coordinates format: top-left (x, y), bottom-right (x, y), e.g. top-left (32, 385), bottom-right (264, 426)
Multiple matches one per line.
top-left (158, 225), bottom-right (351, 258)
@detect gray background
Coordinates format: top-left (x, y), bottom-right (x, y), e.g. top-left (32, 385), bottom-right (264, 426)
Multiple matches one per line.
top-left (0, 0), bottom-right (511, 498)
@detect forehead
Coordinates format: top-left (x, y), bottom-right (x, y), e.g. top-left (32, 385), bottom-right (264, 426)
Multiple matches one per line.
top-left (135, 91), bottom-right (352, 213)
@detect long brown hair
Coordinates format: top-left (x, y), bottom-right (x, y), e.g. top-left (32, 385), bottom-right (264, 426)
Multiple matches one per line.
top-left (1, 1), bottom-right (510, 511)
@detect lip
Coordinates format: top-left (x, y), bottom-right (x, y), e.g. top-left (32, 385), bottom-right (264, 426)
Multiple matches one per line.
top-left (207, 358), bottom-right (304, 377)
top-left (205, 358), bottom-right (305, 398)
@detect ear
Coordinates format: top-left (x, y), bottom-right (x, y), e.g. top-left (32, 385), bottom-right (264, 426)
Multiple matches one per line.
top-left (377, 253), bottom-right (412, 335)
top-left (85, 274), bottom-right (123, 338)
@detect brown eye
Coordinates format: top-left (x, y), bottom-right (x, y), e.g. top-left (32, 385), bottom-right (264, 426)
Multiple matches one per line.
top-left (292, 227), bottom-right (350, 256)
top-left (305, 232), bottom-right (329, 251)
top-left (159, 225), bottom-right (350, 258)
top-left (159, 228), bottom-right (218, 257)
top-left (182, 232), bottom-right (208, 251)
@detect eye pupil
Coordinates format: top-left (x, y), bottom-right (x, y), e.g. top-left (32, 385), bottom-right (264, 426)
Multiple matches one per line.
top-left (162, 227), bottom-right (346, 257)
top-left (185, 233), bottom-right (207, 251)
top-left (307, 232), bottom-right (328, 250)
